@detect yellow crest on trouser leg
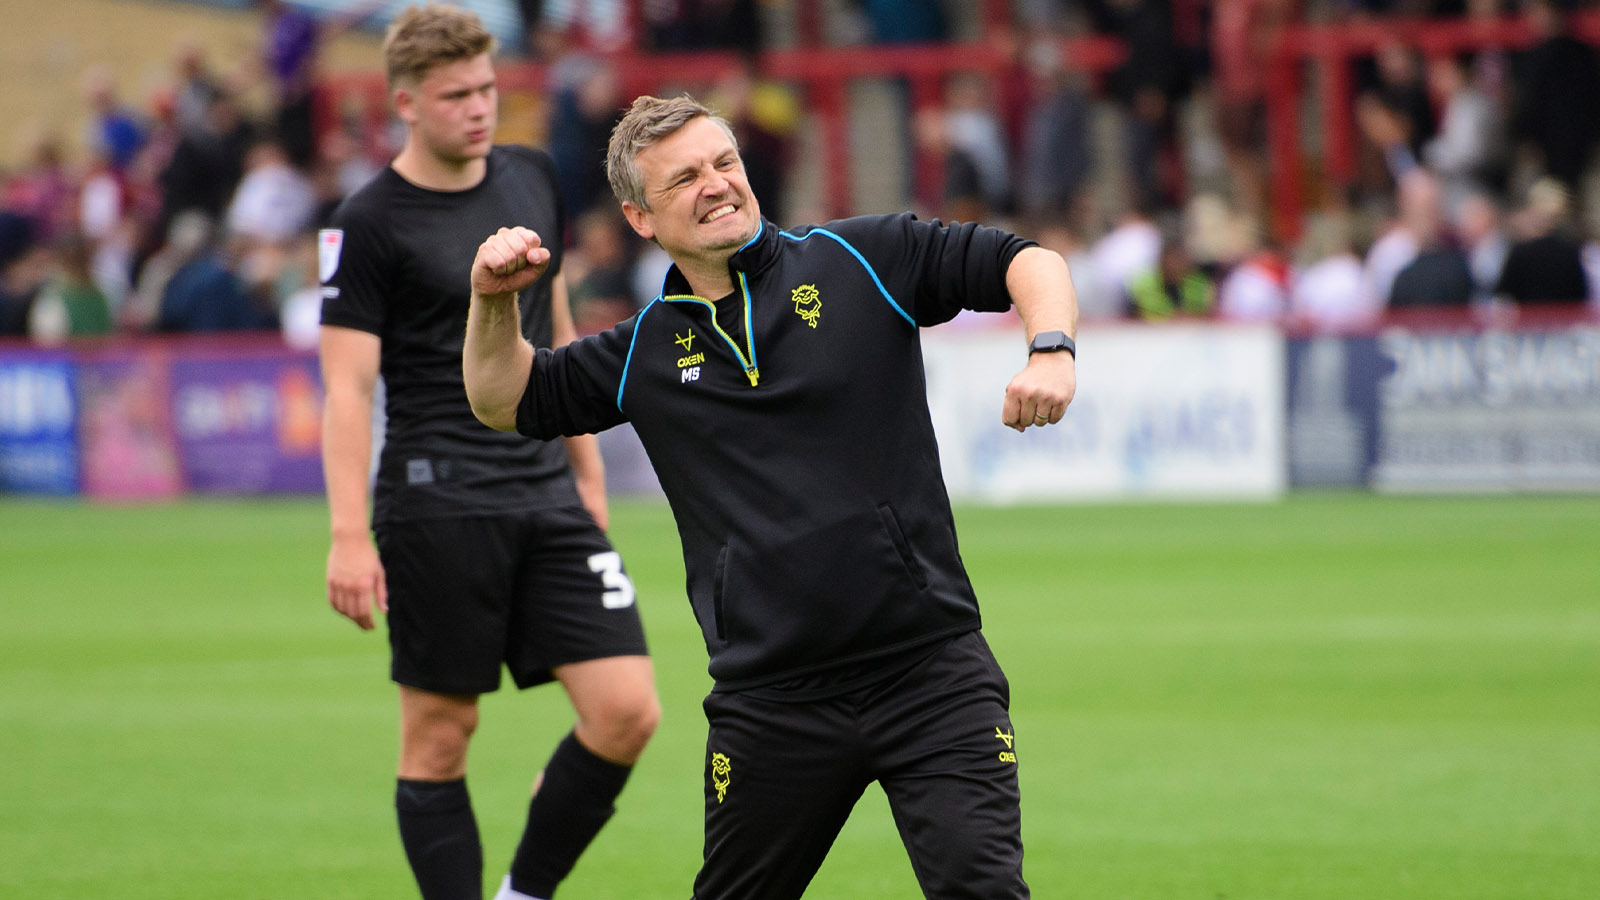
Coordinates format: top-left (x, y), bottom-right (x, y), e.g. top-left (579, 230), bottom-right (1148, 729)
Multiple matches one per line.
top-left (711, 752), bottom-right (732, 803)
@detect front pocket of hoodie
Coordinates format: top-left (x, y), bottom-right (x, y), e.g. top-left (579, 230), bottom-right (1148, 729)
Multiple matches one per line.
top-left (711, 543), bottom-right (729, 640)
top-left (877, 503), bottom-right (928, 590)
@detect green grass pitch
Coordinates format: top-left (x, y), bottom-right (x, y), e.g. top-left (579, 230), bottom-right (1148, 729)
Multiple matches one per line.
top-left (2, 494), bottom-right (1597, 898)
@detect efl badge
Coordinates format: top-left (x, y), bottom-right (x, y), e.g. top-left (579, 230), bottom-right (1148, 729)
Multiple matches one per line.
top-left (792, 284), bottom-right (821, 328)
top-left (318, 229), bottom-right (344, 283)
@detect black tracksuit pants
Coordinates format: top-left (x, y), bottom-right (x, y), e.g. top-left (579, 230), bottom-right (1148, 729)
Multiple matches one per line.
top-left (693, 631), bottom-right (1028, 899)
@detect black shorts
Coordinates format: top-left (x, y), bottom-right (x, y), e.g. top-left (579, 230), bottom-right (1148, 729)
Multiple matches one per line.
top-left (376, 505), bottom-right (649, 695)
top-left (694, 630), bottom-right (1027, 900)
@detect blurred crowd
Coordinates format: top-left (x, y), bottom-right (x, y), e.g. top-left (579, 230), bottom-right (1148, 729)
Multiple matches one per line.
top-left (5, 0), bottom-right (1600, 351)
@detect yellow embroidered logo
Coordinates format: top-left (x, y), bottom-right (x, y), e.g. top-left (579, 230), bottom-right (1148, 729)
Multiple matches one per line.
top-left (995, 727), bottom-right (1017, 764)
top-left (710, 752), bottom-right (732, 803)
top-left (791, 284), bottom-right (821, 328)
top-left (675, 330), bottom-right (704, 382)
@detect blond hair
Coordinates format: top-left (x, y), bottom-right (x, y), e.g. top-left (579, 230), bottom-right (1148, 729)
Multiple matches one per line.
top-left (383, 4), bottom-right (496, 88)
top-left (606, 94), bottom-right (738, 210)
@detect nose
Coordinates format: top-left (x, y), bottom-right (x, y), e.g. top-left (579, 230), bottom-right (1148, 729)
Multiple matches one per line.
top-left (703, 166), bottom-right (729, 195)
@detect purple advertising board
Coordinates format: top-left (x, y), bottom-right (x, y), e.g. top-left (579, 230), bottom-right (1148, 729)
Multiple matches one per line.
top-left (169, 355), bottom-right (324, 493)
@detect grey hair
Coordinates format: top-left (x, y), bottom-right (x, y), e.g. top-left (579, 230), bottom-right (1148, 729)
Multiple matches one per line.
top-left (605, 94), bottom-right (739, 211)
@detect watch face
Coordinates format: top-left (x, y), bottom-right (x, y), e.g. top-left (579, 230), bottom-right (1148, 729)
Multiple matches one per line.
top-left (1030, 330), bottom-right (1074, 356)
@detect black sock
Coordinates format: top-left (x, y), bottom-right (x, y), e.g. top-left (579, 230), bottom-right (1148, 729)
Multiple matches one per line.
top-left (508, 731), bottom-right (634, 898)
top-left (396, 777), bottom-right (483, 900)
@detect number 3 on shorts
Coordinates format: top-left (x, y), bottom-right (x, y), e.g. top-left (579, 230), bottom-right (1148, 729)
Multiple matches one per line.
top-left (587, 551), bottom-right (637, 609)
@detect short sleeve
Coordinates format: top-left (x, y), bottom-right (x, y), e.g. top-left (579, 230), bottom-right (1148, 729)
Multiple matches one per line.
top-left (318, 199), bottom-right (393, 335)
top-left (516, 319), bottom-right (635, 439)
top-left (823, 213), bottom-right (1036, 327)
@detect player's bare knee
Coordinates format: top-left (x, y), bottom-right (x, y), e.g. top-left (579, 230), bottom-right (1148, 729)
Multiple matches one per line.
top-left (579, 690), bottom-right (660, 762)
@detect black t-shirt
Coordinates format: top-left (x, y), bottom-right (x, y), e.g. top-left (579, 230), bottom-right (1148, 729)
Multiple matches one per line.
top-left (320, 145), bottom-right (579, 524)
top-left (1496, 234), bottom-right (1590, 305)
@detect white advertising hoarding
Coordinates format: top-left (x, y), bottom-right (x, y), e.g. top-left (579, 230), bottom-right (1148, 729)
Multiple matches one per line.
top-left (921, 322), bottom-right (1286, 503)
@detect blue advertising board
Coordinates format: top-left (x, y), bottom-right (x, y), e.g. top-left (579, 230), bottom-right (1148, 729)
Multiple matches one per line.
top-left (0, 353), bottom-right (79, 495)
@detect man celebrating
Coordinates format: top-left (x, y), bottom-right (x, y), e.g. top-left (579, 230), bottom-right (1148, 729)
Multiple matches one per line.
top-left (318, 7), bottom-right (658, 899)
top-left (464, 94), bottom-right (1076, 898)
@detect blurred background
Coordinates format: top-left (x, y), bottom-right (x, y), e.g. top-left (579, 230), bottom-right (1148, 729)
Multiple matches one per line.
top-left (2, 0), bottom-right (1599, 499)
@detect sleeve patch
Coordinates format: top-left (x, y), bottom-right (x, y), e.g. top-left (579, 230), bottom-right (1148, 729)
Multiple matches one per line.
top-left (318, 229), bottom-right (344, 283)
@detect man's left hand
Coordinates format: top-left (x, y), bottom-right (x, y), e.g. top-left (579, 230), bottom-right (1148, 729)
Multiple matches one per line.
top-left (1002, 351), bottom-right (1076, 432)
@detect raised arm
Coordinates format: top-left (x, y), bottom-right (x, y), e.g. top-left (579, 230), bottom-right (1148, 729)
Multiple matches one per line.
top-left (464, 226), bottom-right (549, 432)
top-left (1001, 245), bottom-right (1079, 432)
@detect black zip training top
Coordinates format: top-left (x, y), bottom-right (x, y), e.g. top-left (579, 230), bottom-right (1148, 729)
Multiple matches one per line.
top-left (516, 213), bottom-right (1035, 690)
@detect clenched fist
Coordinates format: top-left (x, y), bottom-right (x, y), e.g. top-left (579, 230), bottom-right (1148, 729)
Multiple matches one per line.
top-left (471, 226), bottom-right (553, 298)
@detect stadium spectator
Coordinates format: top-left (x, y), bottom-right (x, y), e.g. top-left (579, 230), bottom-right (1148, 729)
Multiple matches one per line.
top-left (1217, 220), bottom-right (1291, 321)
top-left (315, 9), bottom-right (658, 900)
top-left (155, 213), bottom-right (270, 332)
top-left (0, 213), bottom-right (48, 337)
top-left (158, 89), bottom-right (254, 237)
top-left (1453, 189), bottom-right (1510, 305)
top-left (1511, 0), bottom-right (1600, 208)
top-left (463, 92), bottom-right (1078, 900)
top-left (254, 0), bottom-right (322, 169)
top-left (278, 229), bottom-right (324, 350)
top-left (1097, 0), bottom-right (1186, 212)
top-left (643, 0), bottom-right (763, 51)
top-left (546, 54), bottom-right (624, 224)
top-left (1090, 202), bottom-right (1162, 318)
top-left (564, 206), bottom-right (640, 334)
top-left (1127, 229), bottom-right (1216, 321)
top-left (81, 64), bottom-right (149, 173)
top-left (851, 0), bottom-right (947, 43)
top-left (1496, 178), bottom-right (1591, 304)
top-left (1349, 40), bottom-right (1429, 204)
top-left (1210, 0), bottom-right (1293, 222)
top-left (1017, 42), bottom-right (1093, 223)
top-left (3, 133), bottom-right (75, 244)
top-left (170, 40), bottom-right (224, 138)
top-left (1363, 168), bottom-right (1442, 309)
top-left (1288, 210), bottom-right (1379, 332)
top-left (708, 60), bottom-right (799, 226)
top-left (1421, 53), bottom-right (1505, 216)
top-left (29, 232), bottom-right (113, 344)
top-left (226, 138), bottom-right (317, 247)
top-left (1388, 232), bottom-right (1474, 308)
top-left (938, 72), bottom-right (1013, 217)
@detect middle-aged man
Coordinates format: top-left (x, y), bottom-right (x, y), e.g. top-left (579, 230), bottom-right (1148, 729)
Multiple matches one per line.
top-left (463, 94), bottom-right (1077, 899)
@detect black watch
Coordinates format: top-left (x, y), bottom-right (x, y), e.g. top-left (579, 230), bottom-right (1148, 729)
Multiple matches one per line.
top-left (1028, 329), bottom-right (1076, 358)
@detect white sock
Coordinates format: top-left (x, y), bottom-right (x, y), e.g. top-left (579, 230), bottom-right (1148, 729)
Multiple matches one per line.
top-left (492, 874), bottom-right (547, 900)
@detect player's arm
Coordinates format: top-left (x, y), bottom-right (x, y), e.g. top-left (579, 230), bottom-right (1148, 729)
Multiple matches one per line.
top-left (319, 324), bottom-right (387, 630)
top-left (1001, 246), bottom-right (1079, 432)
top-left (550, 273), bottom-right (609, 530)
top-left (465, 226), bottom-right (546, 432)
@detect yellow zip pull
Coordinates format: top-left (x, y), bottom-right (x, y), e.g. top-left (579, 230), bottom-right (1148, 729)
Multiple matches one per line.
top-left (746, 368), bottom-right (760, 387)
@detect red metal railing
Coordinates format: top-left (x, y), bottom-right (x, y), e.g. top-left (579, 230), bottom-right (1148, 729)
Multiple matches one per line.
top-left (318, 35), bottom-right (1124, 220)
top-left (1265, 11), bottom-right (1600, 242)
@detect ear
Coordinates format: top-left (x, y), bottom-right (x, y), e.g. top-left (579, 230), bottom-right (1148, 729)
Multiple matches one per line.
top-left (393, 86), bottom-right (417, 126)
top-left (620, 201), bottom-right (655, 241)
